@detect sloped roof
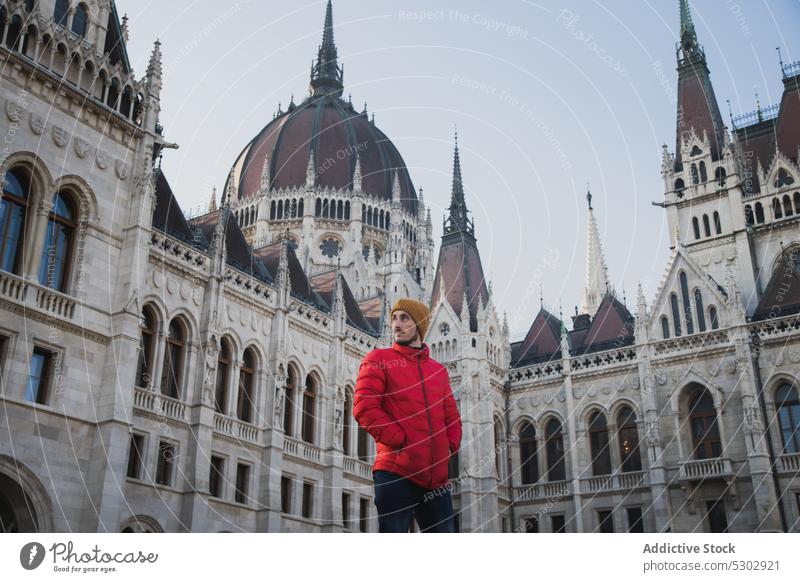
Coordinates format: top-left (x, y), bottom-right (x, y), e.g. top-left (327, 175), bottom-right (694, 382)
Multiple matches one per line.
top-left (511, 307), bottom-right (563, 368)
top-left (753, 251), bottom-right (800, 320)
top-left (188, 208), bottom-right (271, 283)
top-left (253, 241), bottom-right (320, 307)
top-left (358, 295), bottom-right (384, 333)
top-left (309, 270), bottom-right (376, 335)
top-left (570, 293), bottom-right (635, 355)
top-left (152, 170), bottom-right (200, 244)
top-left (430, 230), bottom-right (491, 333)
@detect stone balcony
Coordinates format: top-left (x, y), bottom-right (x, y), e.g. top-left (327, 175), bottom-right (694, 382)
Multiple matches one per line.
top-left (213, 412), bottom-right (260, 446)
top-left (581, 470), bottom-right (648, 494)
top-left (777, 452), bottom-right (800, 474)
top-left (678, 457), bottom-right (734, 482)
top-left (343, 456), bottom-right (373, 481)
top-left (283, 436), bottom-right (323, 465)
top-left (514, 480), bottom-right (571, 502)
top-left (1, 270), bottom-right (77, 320)
top-left (133, 386), bottom-right (187, 423)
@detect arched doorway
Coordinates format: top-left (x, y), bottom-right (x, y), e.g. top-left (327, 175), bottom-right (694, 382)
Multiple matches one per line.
top-left (0, 473), bottom-right (39, 532)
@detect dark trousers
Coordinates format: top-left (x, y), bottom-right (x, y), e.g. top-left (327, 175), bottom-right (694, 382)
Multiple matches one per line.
top-left (372, 470), bottom-right (455, 532)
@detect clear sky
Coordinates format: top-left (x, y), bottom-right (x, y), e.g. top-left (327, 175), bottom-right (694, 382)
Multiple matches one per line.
top-left (118, 0), bottom-right (800, 340)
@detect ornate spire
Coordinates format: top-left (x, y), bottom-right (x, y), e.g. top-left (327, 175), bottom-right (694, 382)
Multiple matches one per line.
top-left (310, 0), bottom-right (344, 98)
top-left (146, 39), bottom-right (163, 94)
top-left (208, 187), bottom-right (217, 212)
top-left (580, 188), bottom-right (611, 315)
top-left (260, 155), bottom-right (271, 191)
top-left (351, 153), bottom-right (362, 192)
top-left (391, 170), bottom-right (401, 205)
top-left (444, 129), bottom-right (473, 236)
top-left (678, 0), bottom-right (699, 58)
top-left (305, 149), bottom-right (316, 187)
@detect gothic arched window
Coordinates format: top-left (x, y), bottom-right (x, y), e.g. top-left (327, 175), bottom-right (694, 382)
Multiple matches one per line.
top-left (284, 367), bottom-right (297, 436)
top-left (708, 306), bottom-right (719, 330)
top-left (692, 217), bottom-right (701, 240)
top-left (215, 338), bottom-right (232, 415)
top-left (1, 169), bottom-right (29, 275)
top-left (160, 319), bottom-right (186, 399)
top-left (661, 316), bottom-right (670, 339)
top-left (136, 306), bottom-right (158, 388)
top-left (715, 166), bottom-right (726, 187)
top-left (775, 383), bottom-right (800, 454)
top-left (689, 390), bottom-right (721, 459)
top-left (39, 191), bottom-right (77, 292)
top-left (71, 4), bottom-right (88, 37)
top-left (695, 289), bottom-right (706, 332)
top-left (302, 374), bottom-right (317, 444)
top-left (702, 214), bottom-right (711, 237)
top-left (494, 416), bottom-right (504, 478)
top-left (755, 202), bottom-right (765, 224)
top-left (680, 271), bottom-right (693, 335)
top-left (713, 211), bottom-right (721, 234)
top-left (545, 419), bottom-right (565, 481)
top-left (53, 0), bottom-right (68, 26)
top-left (618, 407), bottom-right (642, 472)
top-left (699, 161), bottom-right (707, 183)
top-left (343, 390), bottom-right (353, 456)
top-left (589, 411), bottom-right (612, 476)
top-left (783, 194), bottom-right (793, 217)
top-left (518, 421), bottom-right (538, 485)
top-left (773, 198), bottom-right (783, 220)
top-left (670, 293), bottom-right (682, 337)
top-left (237, 348), bottom-right (256, 423)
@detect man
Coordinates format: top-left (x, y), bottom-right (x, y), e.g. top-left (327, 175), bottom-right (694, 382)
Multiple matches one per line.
top-left (353, 298), bottom-right (462, 533)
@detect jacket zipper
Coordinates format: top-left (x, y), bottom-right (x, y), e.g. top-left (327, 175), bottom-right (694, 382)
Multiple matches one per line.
top-left (417, 358), bottom-right (435, 489)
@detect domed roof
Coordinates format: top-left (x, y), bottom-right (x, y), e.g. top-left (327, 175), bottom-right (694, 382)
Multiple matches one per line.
top-left (225, 1), bottom-right (418, 215)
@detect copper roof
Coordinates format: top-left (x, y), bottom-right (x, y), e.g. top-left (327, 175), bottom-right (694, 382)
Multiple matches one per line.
top-left (569, 293), bottom-right (635, 355)
top-left (510, 307), bottom-right (563, 367)
top-left (753, 251), bottom-right (800, 320)
top-left (309, 270), bottom-right (376, 334)
top-left (430, 229), bottom-right (490, 333)
top-left (227, 95), bottom-right (418, 214)
top-left (152, 170), bottom-right (201, 245)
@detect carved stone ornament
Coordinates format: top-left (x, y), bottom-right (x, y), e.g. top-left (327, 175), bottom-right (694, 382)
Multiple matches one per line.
top-left (6, 99), bottom-right (23, 122)
top-left (52, 126), bottom-right (69, 148)
top-left (115, 159), bottom-right (130, 180)
top-left (29, 113), bottom-right (46, 135)
top-left (95, 149), bottom-right (110, 170)
top-left (73, 137), bottom-right (90, 159)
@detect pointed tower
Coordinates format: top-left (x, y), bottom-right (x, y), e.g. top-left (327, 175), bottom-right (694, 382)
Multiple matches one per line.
top-left (580, 189), bottom-right (611, 315)
top-left (674, 0), bottom-right (725, 169)
top-left (309, 0), bottom-right (344, 98)
top-left (430, 133), bottom-right (490, 331)
top-left (143, 39), bottom-right (163, 133)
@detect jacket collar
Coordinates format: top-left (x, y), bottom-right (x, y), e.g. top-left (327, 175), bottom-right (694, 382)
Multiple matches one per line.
top-left (391, 341), bottom-right (430, 361)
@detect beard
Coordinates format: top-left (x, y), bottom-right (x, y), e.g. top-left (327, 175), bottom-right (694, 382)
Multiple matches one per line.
top-left (394, 334), bottom-right (421, 347)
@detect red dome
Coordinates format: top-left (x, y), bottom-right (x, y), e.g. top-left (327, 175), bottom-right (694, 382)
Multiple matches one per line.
top-left (228, 94), bottom-right (418, 215)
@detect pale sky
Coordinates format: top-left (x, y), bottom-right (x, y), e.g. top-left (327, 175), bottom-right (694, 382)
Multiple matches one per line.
top-left (118, 0), bottom-right (800, 340)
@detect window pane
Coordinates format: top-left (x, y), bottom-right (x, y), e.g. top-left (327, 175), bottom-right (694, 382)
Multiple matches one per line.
top-left (25, 351), bottom-right (48, 403)
top-left (1, 202), bottom-right (25, 273)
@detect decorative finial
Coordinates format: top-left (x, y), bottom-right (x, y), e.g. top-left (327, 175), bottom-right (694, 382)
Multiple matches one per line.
top-left (586, 183), bottom-right (593, 210)
top-left (777, 46), bottom-right (784, 71)
top-left (754, 87), bottom-right (762, 122)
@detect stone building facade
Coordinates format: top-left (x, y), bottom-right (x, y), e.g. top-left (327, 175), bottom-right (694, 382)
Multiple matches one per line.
top-left (0, 0), bottom-right (798, 533)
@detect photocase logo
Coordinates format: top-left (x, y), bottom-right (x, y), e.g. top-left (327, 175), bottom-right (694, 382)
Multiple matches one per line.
top-left (19, 542), bottom-right (46, 570)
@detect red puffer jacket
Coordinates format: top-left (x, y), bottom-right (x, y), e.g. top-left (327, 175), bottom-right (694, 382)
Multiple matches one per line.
top-left (353, 342), bottom-right (462, 490)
